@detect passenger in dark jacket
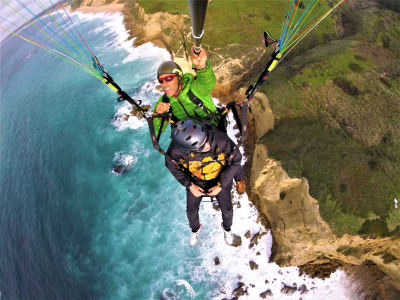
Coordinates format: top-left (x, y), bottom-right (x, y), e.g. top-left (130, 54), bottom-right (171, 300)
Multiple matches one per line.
top-left (165, 120), bottom-right (242, 247)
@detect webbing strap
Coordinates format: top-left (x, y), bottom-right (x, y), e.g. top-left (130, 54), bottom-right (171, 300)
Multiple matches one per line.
top-left (147, 117), bottom-right (167, 155)
top-left (187, 90), bottom-right (220, 123)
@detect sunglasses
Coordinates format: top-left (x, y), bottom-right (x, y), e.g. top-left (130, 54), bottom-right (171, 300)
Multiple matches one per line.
top-left (158, 74), bottom-right (176, 84)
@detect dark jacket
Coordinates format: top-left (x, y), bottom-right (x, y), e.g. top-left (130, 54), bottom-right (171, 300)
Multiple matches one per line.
top-left (165, 127), bottom-right (242, 189)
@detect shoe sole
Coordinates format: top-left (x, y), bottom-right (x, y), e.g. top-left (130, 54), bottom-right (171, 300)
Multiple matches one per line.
top-left (221, 223), bottom-right (234, 246)
top-left (189, 224), bottom-right (202, 247)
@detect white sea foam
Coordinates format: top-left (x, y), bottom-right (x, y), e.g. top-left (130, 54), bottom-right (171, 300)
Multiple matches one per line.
top-left (113, 151), bottom-right (137, 168)
top-left (112, 141), bottom-right (150, 175)
top-left (78, 12), bottom-right (170, 63)
top-left (176, 279), bottom-right (196, 297)
top-left (196, 192), bottom-right (357, 299)
top-left (111, 102), bottom-right (147, 131)
top-left (121, 42), bottom-right (170, 64)
top-left (111, 80), bottom-right (162, 131)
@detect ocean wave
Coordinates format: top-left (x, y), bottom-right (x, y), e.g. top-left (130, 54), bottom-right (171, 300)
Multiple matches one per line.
top-left (111, 102), bottom-right (147, 131)
top-left (176, 279), bottom-right (196, 297)
top-left (121, 42), bottom-right (170, 64)
top-left (77, 12), bottom-right (170, 64)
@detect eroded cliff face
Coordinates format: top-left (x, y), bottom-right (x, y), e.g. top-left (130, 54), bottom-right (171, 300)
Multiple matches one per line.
top-left (248, 92), bottom-right (400, 297)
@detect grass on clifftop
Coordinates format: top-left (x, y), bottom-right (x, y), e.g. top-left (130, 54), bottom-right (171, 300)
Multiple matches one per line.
top-left (260, 6), bottom-right (400, 237)
top-left (136, 0), bottom-right (336, 49)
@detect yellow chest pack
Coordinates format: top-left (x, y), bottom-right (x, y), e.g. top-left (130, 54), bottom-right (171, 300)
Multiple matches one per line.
top-left (179, 151), bottom-right (227, 181)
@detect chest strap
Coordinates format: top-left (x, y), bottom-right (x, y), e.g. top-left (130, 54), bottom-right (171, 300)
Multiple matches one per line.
top-left (187, 90), bottom-right (221, 123)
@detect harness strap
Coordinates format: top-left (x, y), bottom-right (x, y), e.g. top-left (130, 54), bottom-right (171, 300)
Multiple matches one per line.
top-left (187, 90), bottom-right (221, 123)
top-left (156, 94), bottom-right (179, 142)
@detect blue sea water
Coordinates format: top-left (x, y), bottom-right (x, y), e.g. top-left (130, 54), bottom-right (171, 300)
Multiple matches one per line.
top-left (1, 11), bottom-right (358, 300)
top-left (0, 12), bottom-right (213, 299)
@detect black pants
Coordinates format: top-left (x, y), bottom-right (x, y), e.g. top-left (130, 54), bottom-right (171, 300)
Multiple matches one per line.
top-left (234, 166), bottom-right (243, 182)
top-left (186, 181), bottom-right (233, 232)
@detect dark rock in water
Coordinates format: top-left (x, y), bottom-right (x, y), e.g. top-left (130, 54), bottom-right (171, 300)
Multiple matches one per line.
top-left (232, 282), bottom-right (248, 297)
top-left (265, 279), bottom-right (269, 284)
top-left (212, 202), bottom-right (220, 211)
top-left (248, 242), bottom-right (254, 249)
top-left (298, 284), bottom-right (308, 294)
top-left (231, 234), bottom-right (242, 247)
top-left (250, 284), bottom-right (255, 288)
top-left (251, 231), bottom-right (267, 245)
top-left (249, 261), bottom-right (258, 270)
top-left (129, 105), bottom-right (151, 119)
top-left (113, 164), bottom-right (125, 175)
top-left (256, 252), bottom-right (261, 256)
top-left (260, 289), bottom-right (273, 298)
top-left (214, 256), bottom-right (220, 265)
top-left (278, 270), bottom-right (283, 275)
top-left (281, 283), bottom-right (297, 294)
top-left (244, 230), bottom-right (251, 239)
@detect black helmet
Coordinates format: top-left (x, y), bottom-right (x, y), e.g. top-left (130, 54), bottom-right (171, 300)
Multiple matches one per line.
top-left (171, 120), bottom-right (208, 153)
top-left (157, 61), bottom-right (183, 79)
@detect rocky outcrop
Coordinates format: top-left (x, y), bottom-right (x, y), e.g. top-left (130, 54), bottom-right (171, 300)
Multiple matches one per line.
top-left (123, 1), bottom-right (190, 65)
top-left (248, 90), bottom-right (400, 296)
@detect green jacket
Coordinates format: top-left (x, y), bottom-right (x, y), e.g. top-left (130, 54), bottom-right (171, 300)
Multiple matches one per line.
top-left (153, 59), bottom-right (217, 136)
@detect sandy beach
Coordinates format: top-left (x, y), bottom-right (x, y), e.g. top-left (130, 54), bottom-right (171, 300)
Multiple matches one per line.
top-left (76, 0), bottom-right (123, 14)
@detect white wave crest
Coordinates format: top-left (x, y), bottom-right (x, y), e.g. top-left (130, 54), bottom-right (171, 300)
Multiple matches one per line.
top-left (122, 42), bottom-right (170, 64)
top-left (176, 279), bottom-right (196, 298)
top-left (111, 102), bottom-right (147, 131)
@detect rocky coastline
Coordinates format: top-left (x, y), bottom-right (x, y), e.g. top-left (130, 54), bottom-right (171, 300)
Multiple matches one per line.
top-left (75, 1), bottom-right (400, 298)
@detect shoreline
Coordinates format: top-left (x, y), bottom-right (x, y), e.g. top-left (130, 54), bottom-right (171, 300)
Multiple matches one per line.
top-left (76, 3), bottom-right (124, 14)
top-left (73, 2), bottom-right (400, 297)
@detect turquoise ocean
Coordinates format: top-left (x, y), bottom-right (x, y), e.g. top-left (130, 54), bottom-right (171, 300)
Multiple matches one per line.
top-left (0, 11), bottom-right (358, 300)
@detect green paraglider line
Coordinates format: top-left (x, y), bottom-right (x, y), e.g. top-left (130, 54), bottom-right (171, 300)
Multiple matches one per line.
top-left (33, 0), bottom-right (94, 68)
top-left (0, 0), bottom-right (91, 71)
top-left (281, 0), bottom-right (320, 49)
top-left (282, 0), bottom-right (347, 54)
top-left (56, 0), bottom-right (97, 59)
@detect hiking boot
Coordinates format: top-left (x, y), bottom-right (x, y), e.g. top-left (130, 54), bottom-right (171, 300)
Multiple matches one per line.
top-left (236, 179), bottom-right (246, 195)
top-left (189, 224), bottom-right (202, 247)
top-left (221, 223), bottom-right (234, 245)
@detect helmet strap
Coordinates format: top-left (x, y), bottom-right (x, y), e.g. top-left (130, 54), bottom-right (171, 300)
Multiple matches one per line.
top-left (173, 80), bottom-right (182, 97)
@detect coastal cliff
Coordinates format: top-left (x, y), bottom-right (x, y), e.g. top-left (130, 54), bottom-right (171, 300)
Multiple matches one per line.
top-left (76, 0), bottom-right (400, 297)
top-left (248, 93), bottom-right (400, 298)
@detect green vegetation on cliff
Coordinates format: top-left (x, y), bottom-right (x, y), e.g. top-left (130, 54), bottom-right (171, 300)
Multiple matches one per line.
top-left (135, 0), bottom-right (335, 51)
top-left (261, 5), bottom-right (400, 237)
